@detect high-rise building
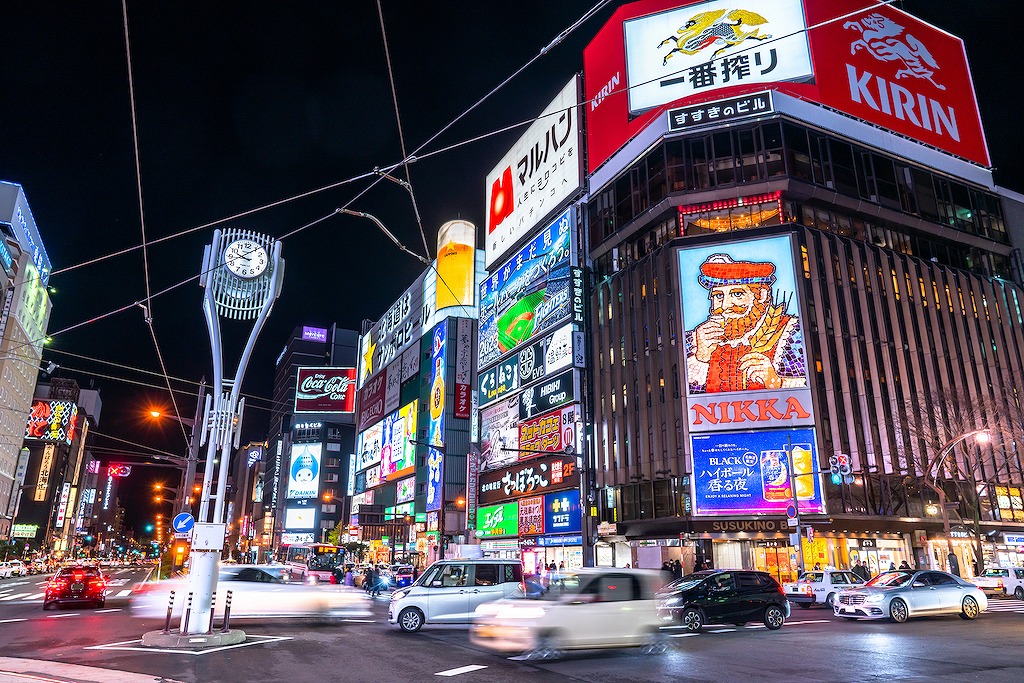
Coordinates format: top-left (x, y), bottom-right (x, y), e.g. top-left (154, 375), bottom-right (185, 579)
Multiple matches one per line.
top-left (581, 0), bottom-right (1024, 579)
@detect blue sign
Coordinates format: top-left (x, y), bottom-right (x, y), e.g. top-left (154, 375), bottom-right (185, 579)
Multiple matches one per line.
top-left (691, 428), bottom-right (825, 516)
top-left (543, 489), bottom-right (581, 534)
top-left (536, 534), bottom-right (583, 547)
top-left (425, 447), bottom-right (444, 512)
top-left (172, 513), bottom-right (195, 533)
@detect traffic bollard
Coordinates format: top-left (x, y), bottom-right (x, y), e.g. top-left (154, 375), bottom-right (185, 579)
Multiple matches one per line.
top-left (182, 592), bottom-right (194, 634)
top-left (207, 592), bottom-right (217, 634)
top-left (221, 590), bottom-right (233, 633)
top-left (162, 590), bottom-right (176, 634)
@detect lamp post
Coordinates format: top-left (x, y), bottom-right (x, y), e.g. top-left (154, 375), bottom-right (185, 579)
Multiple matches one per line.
top-left (148, 381), bottom-right (206, 519)
top-left (921, 428), bottom-right (991, 576)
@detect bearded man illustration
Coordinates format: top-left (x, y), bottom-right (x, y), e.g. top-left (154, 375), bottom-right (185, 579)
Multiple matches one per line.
top-left (685, 253), bottom-right (807, 394)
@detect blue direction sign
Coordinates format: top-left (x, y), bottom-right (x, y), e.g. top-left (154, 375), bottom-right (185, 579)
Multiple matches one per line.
top-left (172, 512), bottom-right (195, 533)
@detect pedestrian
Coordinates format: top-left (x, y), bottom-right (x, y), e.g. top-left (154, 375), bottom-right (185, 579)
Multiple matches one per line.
top-left (813, 562), bottom-right (821, 570)
top-left (661, 561), bottom-right (671, 574)
top-left (412, 565), bottom-right (419, 583)
top-left (888, 562), bottom-right (896, 571)
top-left (898, 560), bottom-right (911, 570)
top-left (672, 559), bottom-right (682, 580)
top-left (558, 561), bottom-right (565, 571)
top-left (948, 552), bottom-right (961, 577)
top-left (624, 563), bottom-right (631, 569)
top-left (344, 567), bottom-right (354, 586)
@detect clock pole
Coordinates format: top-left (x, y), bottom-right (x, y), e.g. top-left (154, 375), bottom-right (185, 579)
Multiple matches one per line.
top-left (180, 228), bottom-right (283, 638)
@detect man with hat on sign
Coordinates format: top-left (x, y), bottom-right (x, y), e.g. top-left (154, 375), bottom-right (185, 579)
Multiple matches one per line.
top-left (686, 253), bottom-right (806, 394)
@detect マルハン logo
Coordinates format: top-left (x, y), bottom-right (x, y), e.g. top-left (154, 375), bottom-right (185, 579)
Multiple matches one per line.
top-left (845, 13), bottom-right (944, 90)
top-left (658, 8), bottom-right (772, 64)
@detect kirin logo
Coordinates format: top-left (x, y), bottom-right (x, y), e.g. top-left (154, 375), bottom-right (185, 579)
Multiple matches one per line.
top-left (845, 13), bottom-right (945, 90)
top-left (658, 9), bottom-right (771, 65)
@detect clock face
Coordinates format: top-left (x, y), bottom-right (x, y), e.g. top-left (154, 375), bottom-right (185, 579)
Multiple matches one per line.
top-left (224, 239), bottom-right (269, 279)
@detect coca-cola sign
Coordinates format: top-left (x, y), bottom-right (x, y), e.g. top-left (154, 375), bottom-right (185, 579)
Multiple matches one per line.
top-left (295, 367), bottom-right (356, 414)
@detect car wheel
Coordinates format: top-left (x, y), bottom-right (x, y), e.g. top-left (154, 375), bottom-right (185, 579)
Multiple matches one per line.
top-left (96, 600), bottom-right (106, 609)
top-left (1015, 586), bottom-right (1023, 601)
top-left (681, 607), bottom-right (704, 632)
top-left (889, 598), bottom-right (909, 623)
top-left (526, 634), bottom-right (563, 661)
top-left (397, 607), bottom-right (424, 633)
top-left (640, 630), bottom-right (670, 655)
top-left (798, 603), bottom-right (811, 609)
top-left (826, 593), bottom-right (837, 608)
top-left (764, 604), bottom-right (785, 630)
top-left (959, 595), bottom-right (980, 620)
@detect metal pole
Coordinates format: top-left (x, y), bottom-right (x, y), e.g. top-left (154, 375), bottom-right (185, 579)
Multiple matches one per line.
top-left (162, 591), bottom-right (175, 634)
top-left (786, 436), bottom-right (805, 577)
top-left (177, 380), bottom-right (206, 516)
top-left (182, 592), bottom-right (193, 634)
top-left (221, 590), bottom-right (233, 633)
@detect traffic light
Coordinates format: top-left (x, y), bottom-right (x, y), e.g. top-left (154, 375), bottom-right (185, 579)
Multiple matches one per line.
top-left (145, 524), bottom-right (154, 533)
top-left (830, 454), bottom-right (855, 485)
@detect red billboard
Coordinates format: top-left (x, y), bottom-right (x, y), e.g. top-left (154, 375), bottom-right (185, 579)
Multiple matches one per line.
top-left (356, 371), bottom-right (387, 432)
top-left (583, 0), bottom-right (988, 174)
top-left (25, 399), bottom-right (79, 445)
top-left (294, 367), bottom-right (356, 414)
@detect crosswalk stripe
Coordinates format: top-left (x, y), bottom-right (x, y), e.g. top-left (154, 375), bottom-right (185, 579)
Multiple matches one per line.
top-left (0, 594), bottom-right (30, 601)
top-left (25, 593), bottom-right (44, 600)
top-left (115, 589), bottom-right (132, 598)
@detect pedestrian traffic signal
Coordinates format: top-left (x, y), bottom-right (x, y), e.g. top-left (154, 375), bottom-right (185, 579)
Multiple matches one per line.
top-left (831, 472), bottom-right (843, 486)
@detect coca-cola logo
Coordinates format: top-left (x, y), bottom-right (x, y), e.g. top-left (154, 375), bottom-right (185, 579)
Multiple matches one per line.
top-left (295, 367), bottom-right (357, 415)
top-left (298, 373), bottom-right (353, 399)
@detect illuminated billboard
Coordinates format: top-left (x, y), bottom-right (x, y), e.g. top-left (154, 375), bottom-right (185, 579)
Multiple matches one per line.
top-left (479, 396), bottom-right (520, 472)
top-left (285, 507), bottom-right (316, 530)
top-left (479, 323), bottom-right (582, 407)
top-left (381, 401), bottom-right (418, 480)
top-left (477, 502), bottom-right (519, 537)
top-left (624, 0), bottom-right (812, 115)
top-left (478, 207), bottom-right (576, 368)
top-left (396, 476), bottom-right (416, 504)
top-left (584, 0), bottom-right (989, 173)
top-left (690, 428), bottom-right (825, 515)
top-left (485, 78), bottom-right (583, 268)
top-left (518, 404), bottom-right (578, 459)
top-left (427, 321), bottom-right (446, 448)
top-left (286, 443), bottom-right (322, 500)
top-left (25, 400), bottom-right (79, 445)
top-left (294, 367), bottom-right (356, 413)
top-left (678, 234), bottom-right (814, 433)
top-left (479, 453), bottom-right (579, 505)
top-left (426, 447), bottom-right (444, 512)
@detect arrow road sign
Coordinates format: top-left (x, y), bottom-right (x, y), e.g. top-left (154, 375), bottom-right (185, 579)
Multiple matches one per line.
top-left (172, 512), bottom-right (195, 534)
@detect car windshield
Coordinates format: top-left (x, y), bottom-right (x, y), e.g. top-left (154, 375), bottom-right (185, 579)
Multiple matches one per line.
top-left (865, 571), bottom-right (915, 587)
top-left (799, 572), bottom-right (824, 582)
top-left (663, 572), bottom-right (714, 593)
top-left (982, 568), bottom-right (1009, 577)
top-left (60, 566), bottom-right (100, 577)
top-left (537, 572), bottom-right (586, 600)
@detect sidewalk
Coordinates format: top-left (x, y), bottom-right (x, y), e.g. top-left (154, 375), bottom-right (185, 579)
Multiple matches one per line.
top-left (0, 657), bottom-right (184, 683)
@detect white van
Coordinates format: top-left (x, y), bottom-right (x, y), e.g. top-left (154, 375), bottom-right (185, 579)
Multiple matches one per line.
top-left (974, 565), bottom-right (1024, 599)
top-left (388, 559), bottom-right (523, 632)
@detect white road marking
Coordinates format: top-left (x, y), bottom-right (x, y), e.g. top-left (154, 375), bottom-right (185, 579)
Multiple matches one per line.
top-left (435, 665), bottom-right (488, 677)
top-left (0, 619), bottom-right (28, 624)
top-left (47, 613), bottom-right (80, 618)
top-left (746, 624), bottom-right (767, 629)
top-left (95, 608), bottom-right (122, 614)
top-left (0, 594), bottom-right (30, 601)
top-left (342, 619), bottom-right (375, 623)
top-left (85, 634), bottom-right (293, 655)
top-left (115, 589), bottom-right (133, 598)
top-left (787, 620), bottom-right (831, 625)
top-left (25, 594), bottom-right (44, 600)
top-left (669, 633), bottom-right (699, 638)
top-left (106, 578), bottom-right (130, 587)
top-left (707, 629), bottom-right (735, 633)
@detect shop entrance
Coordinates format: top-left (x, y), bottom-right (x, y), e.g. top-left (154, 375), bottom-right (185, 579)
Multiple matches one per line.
top-left (752, 541), bottom-right (797, 584)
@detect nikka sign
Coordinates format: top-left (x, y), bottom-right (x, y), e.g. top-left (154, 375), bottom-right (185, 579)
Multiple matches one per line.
top-left (294, 367), bottom-right (356, 414)
top-left (688, 389), bottom-right (814, 433)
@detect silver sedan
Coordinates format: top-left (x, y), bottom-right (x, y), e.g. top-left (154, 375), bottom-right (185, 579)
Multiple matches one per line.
top-left (834, 569), bottom-right (987, 623)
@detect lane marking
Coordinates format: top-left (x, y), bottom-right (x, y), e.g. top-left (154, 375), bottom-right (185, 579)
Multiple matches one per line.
top-left (436, 665), bottom-right (488, 677)
top-left (86, 634), bottom-right (292, 656)
top-left (0, 594), bottom-right (30, 601)
top-left (25, 594), bottom-right (44, 600)
top-left (787, 620), bottom-right (831, 625)
top-left (746, 625), bottom-right (767, 629)
top-left (669, 633), bottom-right (699, 638)
top-left (0, 619), bottom-right (28, 624)
top-left (115, 590), bottom-right (133, 598)
top-left (707, 629), bottom-right (735, 633)
top-left (95, 608), bottom-right (122, 614)
top-left (343, 619), bottom-right (375, 623)
top-left (46, 613), bottom-right (80, 619)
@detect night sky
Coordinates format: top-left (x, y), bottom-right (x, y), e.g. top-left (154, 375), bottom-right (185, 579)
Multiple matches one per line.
top-left (1, 1), bottom-right (1020, 532)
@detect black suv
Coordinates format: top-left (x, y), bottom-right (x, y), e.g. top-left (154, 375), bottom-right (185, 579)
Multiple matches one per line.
top-left (657, 569), bottom-right (790, 631)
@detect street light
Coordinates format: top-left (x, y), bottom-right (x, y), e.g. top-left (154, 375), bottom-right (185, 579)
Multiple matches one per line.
top-left (922, 428), bottom-right (992, 576)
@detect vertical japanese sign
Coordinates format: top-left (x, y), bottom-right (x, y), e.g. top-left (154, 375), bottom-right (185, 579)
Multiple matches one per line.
top-left (34, 444), bottom-right (55, 501)
top-left (518, 495), bottom-right (544, 535)
top-left (54, 483), bottom-right (71, 528)
top-left (466, 446), bottom-right (479, 529)
top-left (428, 321), bottom-right (447, 447)
top-left (455, 318), bottom-right (472, 419)
top-left (426, 447), bottom-right (444, 513)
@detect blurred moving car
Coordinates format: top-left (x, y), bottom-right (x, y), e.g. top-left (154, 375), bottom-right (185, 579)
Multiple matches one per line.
top-left (389, 559), bottom-right (523, 632)
top-left (44, 565), bottom-right (107, 609)
top-left (835, 569), bottom-right (987, 622)
top-left (130, 564), bottom-right (371, 621)
top-left (0, 561), bottom-right (22, 578)
top-left (784, 569), bottom-right (864, 609)
top-left (471, 569), bottom-right (667, 659)
top-left (972, 566), bottom-right (1024, 599)
top-left (391, 565), bottom-right (415, 589)
top-left (657, 570), bottom-right (790, 631)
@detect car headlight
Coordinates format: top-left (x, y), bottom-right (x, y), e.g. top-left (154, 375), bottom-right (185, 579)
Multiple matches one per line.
top-left (391, 589), bottom-right (409, 602)
top-left (864, 593), bottom-right (885, 604)
top-left (661, 597), bottom-right (681, 606)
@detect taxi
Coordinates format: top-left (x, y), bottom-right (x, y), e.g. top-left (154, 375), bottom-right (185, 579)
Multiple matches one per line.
top-left (784, 569), bottom-right (863, 608)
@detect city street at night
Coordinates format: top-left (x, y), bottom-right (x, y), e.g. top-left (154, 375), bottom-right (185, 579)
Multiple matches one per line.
top-left (0, 572), bottom-right (1022, 683)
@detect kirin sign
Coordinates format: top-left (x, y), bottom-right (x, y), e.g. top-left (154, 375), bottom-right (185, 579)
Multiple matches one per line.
top-left (294, 367), bottom-right (356, 413)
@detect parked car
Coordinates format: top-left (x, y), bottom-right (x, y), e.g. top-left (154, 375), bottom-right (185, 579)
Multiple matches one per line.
top-left (657, 569), bottom-right (790, 631)
top-left (784, 569), bottom-right (864, 608)
top-left (44, 565), bottom-right (107, 609)
top-left (471, 568), bottom-right (667, 659)
top-left (389, 559), bottom-right (523, 632)
top-left (834, 569), bottom-right (987, 622)
top-left (972, 566), bottom-right (1024, 599)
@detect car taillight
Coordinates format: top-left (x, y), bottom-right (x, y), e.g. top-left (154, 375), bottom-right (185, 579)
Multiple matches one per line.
top-left (73, 573), bottom-right (84, 582)
top-left (49, 578), bottom-right (68, 589)
top-left (778, 583), bottom-right (787, 595)
top-left (329, 574), bottom-right (339, 584)
top-left (998, 579), bottom-right (1004, 589)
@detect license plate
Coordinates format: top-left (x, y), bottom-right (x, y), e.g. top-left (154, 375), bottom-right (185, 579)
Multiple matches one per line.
top-left (841, 607), bottom-right (853, 613)
top-left (70, 583), bottom-right (85, 591)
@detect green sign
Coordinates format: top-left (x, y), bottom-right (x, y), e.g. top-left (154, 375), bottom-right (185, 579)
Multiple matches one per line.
top-left (477, 502), bottom-right (519, 537)
top-left (11, 524), bottom-right (37, 538)
top-left (415, 513), bottom-right (427, 523)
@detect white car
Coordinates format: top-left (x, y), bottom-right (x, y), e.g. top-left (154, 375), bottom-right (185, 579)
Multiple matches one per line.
top-left (784, 569), bottom-right (864, 609)
top-left (972, 566), bottom-right (1024, 599)
top-left (470, 568), bottom-right (667, 659)
top-left (130, 565), bottom-right (371, 621)
top-left (0, 561), bottom-right (24, 578)
top-left (389, 559), bottom-right (523, 632)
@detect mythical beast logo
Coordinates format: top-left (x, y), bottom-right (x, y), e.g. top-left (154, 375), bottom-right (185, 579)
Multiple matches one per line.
top-left (658, 8), bottom-right (771, 65)
top-left (845, 13), bottom-right (945, 90)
